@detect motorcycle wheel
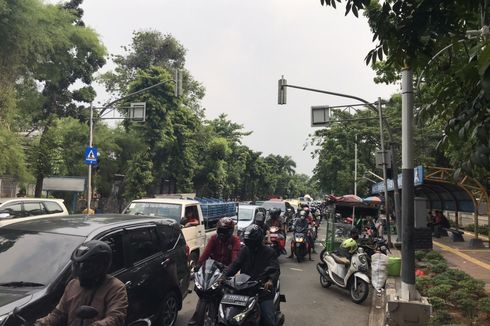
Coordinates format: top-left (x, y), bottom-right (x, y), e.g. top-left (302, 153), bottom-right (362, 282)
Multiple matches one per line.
top-left (203, 303), bottom-right (216, 326)
top-left (320, 275), bottom-right (332, 288)
top-left (350, 279), bottom-right (369, 304)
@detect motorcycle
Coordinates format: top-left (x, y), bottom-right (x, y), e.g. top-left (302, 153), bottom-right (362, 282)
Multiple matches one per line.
top-left (267, 226), bottom-right (287, 257)
top-left (217, 269), bottom-right (285, 326)
top-left (316, 247), bottom-right (371, 304)
top-left (291, 225), bottom-right (311, 262)
top-left (12, 306), bottom-right (150, 326)
top-left (193, 259), bottom-right (226, 326)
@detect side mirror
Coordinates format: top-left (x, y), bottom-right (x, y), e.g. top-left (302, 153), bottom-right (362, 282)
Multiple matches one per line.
top-left (180, 217), bottom-right (188, 225)
top-left (75, 306), bottom-right (98, 320)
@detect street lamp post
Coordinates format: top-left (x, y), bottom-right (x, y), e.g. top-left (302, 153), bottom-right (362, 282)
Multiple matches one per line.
top-left (278, 77), bottom-right (399, 246)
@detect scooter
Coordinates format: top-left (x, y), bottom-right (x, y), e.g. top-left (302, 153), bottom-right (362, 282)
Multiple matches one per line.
top-left (193, 259), bottom-right (225, 326)
top-left (267, 226), bottom-right (287, 257)
top-left (316, 247), bottom-right (371, 304)
top-left (217, 270), bottom-right (286, 326)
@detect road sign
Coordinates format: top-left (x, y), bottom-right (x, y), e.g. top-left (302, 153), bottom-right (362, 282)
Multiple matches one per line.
top-left (84, 146), bottom-right (98, 165)
top-left (129, 102), bottom-right (146, 122)
top-left (311, 105), bottom-right (330, 127)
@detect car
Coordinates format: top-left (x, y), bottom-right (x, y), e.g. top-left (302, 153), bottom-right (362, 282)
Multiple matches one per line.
top-left (0, 198), bottom-right (68, 228)
top-left (0, 214), bottom-right (190, 326)
top-left (237, 205), bottom-right (266, 237)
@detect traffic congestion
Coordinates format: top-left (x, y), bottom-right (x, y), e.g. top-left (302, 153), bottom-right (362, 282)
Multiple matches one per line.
top-left (0, 196), bottom-right (386, 326)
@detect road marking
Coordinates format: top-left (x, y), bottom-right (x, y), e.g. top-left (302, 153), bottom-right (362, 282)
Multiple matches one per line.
top-left (433, 240), bottom-right (490, 271)
top-left (289, 267), bottom-right (303, 272)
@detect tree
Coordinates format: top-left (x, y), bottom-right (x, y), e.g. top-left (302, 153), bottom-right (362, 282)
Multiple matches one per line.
top-left (319, 0), bottom-right (490, 178)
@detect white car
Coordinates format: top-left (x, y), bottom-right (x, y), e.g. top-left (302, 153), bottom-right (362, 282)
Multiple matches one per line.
top-left (237, 205), bottom-right (267, 237)
top-left (0, 198), bottom-right (69, 227)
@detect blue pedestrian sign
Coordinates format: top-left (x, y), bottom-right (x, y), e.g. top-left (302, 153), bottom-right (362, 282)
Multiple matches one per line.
top-left (84, 146), bottom-right (98, 165)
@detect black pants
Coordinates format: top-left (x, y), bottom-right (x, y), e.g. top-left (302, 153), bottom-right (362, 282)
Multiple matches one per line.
top-left (260, 299), bottom-right (276, 326)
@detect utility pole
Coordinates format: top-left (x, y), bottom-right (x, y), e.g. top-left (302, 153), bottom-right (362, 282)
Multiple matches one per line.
top-left (87, 104), bottom-right (94, 214)
top-left (353, 134), bottom-right (358, 219)
top-left (378, 97), bottom-right (391, 246)
top-left (401, 68), bottom-right (416, 300)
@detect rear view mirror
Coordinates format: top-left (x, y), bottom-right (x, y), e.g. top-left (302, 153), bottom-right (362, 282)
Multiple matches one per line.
top-left (180, 217), bottom-right (188, 225)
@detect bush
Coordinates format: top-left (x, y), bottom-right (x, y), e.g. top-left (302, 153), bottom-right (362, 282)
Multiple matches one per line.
top-left (429, 310), bottom-right (452, 325)
top-left (415, 250), bottom-right (428, 261)
top-left (449, 289), bottom-right (472, 306)
top-left (463, 224), bottom-right (488, 235)
top-left (429, 261), bottom-right (448, 274)
top-left (432, 273), bottom-right (457, 288)
top-left (478, 296), bottom-right (490, 314)
top-left (416, 276), bottom-right (433, 296)
top-left (444, 269), bottom-right (469, 282)
top-left (428, 296), bottom-right (447, 310)
top-left (428, 284), bottom-right (453, 299)
top-left (459, 278), bottom-right (485, 298)
top-left (458, 297), bottom-right (477, 318)
top-left (425, 251), bottom-right (445, 262)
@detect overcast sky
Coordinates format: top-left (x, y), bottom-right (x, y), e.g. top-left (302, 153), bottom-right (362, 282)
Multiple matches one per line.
top-left (77, 0), bottom-right (398, 176)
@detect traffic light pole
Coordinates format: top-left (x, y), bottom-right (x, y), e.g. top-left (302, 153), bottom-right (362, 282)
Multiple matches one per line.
top-left (278, 79), bottom-right (399, 245)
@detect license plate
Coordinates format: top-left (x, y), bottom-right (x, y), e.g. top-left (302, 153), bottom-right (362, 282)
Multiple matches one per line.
top-left (221, 294), bottom-right (250, 306)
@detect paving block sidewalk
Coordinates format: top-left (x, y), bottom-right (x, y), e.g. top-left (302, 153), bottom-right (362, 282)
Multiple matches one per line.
top-left (432, 232), bottom-right (490, 293)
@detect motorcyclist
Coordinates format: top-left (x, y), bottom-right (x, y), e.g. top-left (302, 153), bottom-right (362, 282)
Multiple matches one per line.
top-left (266, 208), bottom-right (285, 235)
top-left (253, 211), bottom-right (268, 233)
top-left (189, 217), bottom-right (241, 326)
top-left (338, 229), bottom-right (360, 260)
top-left (288, 210), bottom-right (314, 260)
top-left (35, 240), bottom-right (128, 326)
top-left (225, 224), bottom-right (280, 326)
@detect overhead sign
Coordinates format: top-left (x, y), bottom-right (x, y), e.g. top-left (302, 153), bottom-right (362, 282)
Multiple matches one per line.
top-left (371, 165), bottom-right (424, 194)
top-left (311, 105), bottom-right (330, 127)
top-left (84, 146), bottom-right (98, 165)
top-left (43, 177), bottom-right (86, 192)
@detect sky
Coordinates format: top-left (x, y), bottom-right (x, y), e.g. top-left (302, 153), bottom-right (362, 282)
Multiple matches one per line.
top-left (76, 0), bottom-right (398, 176)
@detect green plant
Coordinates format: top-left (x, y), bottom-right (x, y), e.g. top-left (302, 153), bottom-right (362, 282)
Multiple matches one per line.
top-left (444, 269), bottom-right (470, 282)
top-left (478, 296), bottom-right (490, 314)
top-left (428, 296), bottom-right (447, 310)
top-left (429, 261), bottom-right (448, 274)
top-left (416, 276), bottom-right (433, 296)
top-left (429, 310), bottom-right (452, 325)
top-left (463, 224), bottom-right (488, 235)
top-left (458, 297), bottom-right (477, 318)
top-left (425, 251), bottom-right (444, 262)
top-left (459, 278), bottom-right (485, 298)
top-left (449, 289), bottom-right (472, 306)
top-left (432, 273), bottom-right (457, 288)
top-left (415, 250), bottom-right (428, 261)
top-left (428, 284), bottom-right (453, 299)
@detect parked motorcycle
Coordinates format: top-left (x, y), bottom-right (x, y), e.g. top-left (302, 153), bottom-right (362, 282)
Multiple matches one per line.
top-left (358, 237), bottom-right (390, 267)
top-left (217, 270), bottom-right (285, 326)
top-left (316, 247), bottom-right (370, 304)
top-left (267, 226), bottom-right (287, 257)
top-left (194, 259), bottom-right (226, 326)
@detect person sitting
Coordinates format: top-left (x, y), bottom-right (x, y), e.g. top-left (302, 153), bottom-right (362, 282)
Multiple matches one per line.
top-left (183, 209), bottom-right (200, 227)
top-left (188, 217), bottom-right (240, 326)
top-left (266, 208), bottom-right (285, 234)
top-left (36, 240), bottom-right (128, 326)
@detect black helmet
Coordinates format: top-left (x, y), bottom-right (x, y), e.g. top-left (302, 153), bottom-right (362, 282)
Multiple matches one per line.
top-left (217, 217), bottom-right (235, 240)
top-left (242, 224), bottom-right (264, 252)
top-left (270, 208), bottom-right (281, 219)
top-left (71, 240), bottom-right (112, 288)
top-left (254, 212), bottom-right (266, 227)
top-left (350, 228), bottom-right (359, 240)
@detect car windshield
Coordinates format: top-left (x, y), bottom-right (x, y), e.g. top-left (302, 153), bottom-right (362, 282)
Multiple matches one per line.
top-left (238, 207), bottom-right (254, 221)
top-left (261, 201), bottom-right (286, 211)
top-left (0, 229), bottom-right (85, 285)
top-left (123, 202), bottom-right (182, 223)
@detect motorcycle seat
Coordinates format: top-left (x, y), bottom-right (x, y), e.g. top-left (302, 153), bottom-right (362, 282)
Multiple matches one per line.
top-left (330, 253), bottom-right (350, 265)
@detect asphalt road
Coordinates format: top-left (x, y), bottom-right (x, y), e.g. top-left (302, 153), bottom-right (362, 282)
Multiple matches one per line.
top-left (176, 224), bottom-right (371, 325)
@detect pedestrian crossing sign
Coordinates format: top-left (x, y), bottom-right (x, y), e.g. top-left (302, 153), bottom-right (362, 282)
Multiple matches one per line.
top-left (84, 146), bottom-right (98, 165)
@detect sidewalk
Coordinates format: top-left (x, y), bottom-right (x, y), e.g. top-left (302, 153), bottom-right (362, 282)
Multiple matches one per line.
top-left (432, 232), bottom-right (490, 293)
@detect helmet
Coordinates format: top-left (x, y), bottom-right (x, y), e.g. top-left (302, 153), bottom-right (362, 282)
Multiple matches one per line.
top-left (270, 208), bottom-right (281, 219)
top-left (341, 238), bottom-right (358, 254)
top-left (217, 217), bottom-right (235, 240)
top-left (71, 240), bottom-right (112, 288)
top-left (299, 210), bottom-right (306, 219)
top-left (242, 224), bottom-right (264, 252)
top-left (254, 212), bottom-right (266, 227)
top-left (350, 229), bottom-right (359, 240)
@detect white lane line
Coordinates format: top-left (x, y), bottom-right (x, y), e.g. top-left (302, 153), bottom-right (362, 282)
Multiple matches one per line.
top-left (289, 267), bottom-right (303, 272)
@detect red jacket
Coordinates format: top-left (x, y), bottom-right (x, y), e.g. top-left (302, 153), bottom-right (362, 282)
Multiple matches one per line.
top-left (198, 234), bottom-right (241, 266)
